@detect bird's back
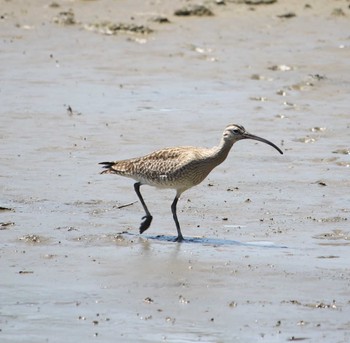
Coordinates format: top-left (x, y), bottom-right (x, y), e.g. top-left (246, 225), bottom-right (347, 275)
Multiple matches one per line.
top-left (100, 146), bottom-right (217, 190)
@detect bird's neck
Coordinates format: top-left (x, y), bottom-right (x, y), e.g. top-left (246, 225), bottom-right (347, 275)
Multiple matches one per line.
top-left (207, 138), bottom-right (235, 166)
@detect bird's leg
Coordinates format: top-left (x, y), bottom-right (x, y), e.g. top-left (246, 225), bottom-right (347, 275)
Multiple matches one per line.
top-left (171, 196), bottom-right (184, 242)
top-left (134, 182), bottom-right (153, 234)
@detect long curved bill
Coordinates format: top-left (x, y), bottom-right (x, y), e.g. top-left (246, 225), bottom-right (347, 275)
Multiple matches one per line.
top-left (243, 133), bottom-right (283, 155)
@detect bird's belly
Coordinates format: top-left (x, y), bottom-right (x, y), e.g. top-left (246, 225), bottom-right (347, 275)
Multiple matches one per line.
top-left (136, 174), bottom-right (193, 190)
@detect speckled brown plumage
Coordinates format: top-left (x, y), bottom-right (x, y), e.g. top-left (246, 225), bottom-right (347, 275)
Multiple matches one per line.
top-left (100, 124), bottom-right (283, 242)
top-left (100, 146), bottom-right (229, 192)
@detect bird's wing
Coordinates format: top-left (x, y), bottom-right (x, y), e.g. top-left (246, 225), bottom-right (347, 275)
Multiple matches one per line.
top-left (100, 146), bottom-right (201, 177)
top-left (133, 146), bottom-right (200, 174)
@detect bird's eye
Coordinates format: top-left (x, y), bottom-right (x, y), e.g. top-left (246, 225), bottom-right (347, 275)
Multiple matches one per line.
top-left (231, 129), bottom-right (240, 134)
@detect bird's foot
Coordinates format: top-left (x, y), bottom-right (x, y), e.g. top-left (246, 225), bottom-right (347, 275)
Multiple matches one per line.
top-left (175, 235), bottom-right (184, 243)
top-left (139, 215), bottom-right (153, 234)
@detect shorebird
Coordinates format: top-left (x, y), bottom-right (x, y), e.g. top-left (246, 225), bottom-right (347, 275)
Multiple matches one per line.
top-left (100, 124), bottom-right (283, 242)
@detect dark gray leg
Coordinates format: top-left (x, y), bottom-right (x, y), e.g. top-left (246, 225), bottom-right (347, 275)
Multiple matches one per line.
top-left (134, 182), bottom-right (152, 234)
top-left (171, 196), bottom-right (184, 242)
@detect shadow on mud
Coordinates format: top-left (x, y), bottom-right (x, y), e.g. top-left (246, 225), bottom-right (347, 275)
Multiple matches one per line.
top-left (121, 232), bottom-right (287, 248)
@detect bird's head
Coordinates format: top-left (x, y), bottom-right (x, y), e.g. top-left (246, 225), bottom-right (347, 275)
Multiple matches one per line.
top-left (222, 124), bottom-right (283, 154)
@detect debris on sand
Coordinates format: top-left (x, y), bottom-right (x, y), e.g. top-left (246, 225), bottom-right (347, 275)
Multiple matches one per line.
top-left (52, 9), bottom-right (75, 25)
top-left (19, 234), bottom-right (46, 244)
top-left (114, 201), bottom-right (137, 209)
top-left (283, 299), bottom-right (338, 310)
top-left (332, 148), bottom-right (350, 155)
top-left (268, 64), bottom-right (293, 71)
top-left (295, 136), bottom-right (316, 143)
top-left (19, 270), bottom-right (34, 274)
top-left (277, 12), bottom-right (296, 18)
top-left (149, 15), bottom-right (170, 24)
top-left (310, 127), bottom-right (326, 132)
top-left (244, 0), bottom-right (277, 4)
top-left (229, 301), bottom-right (238, 308)
top-left (313, 180), bottom-right (327, 186)
top-left (0, 222), bottom-right (15, 229)
top-left (49, 2), bottom-right (60, 8)
top-left (250, 96), bottom-right (268, 102)
top-left (310, 74), bottom-right (326, 80)
top-left (332, 8), bottom-right (346, 17)
top-left (84, 22), bottom-right (153, 35)
top-left (144, 297), bottom-right (154, 304)
top-left (251, 74), bottom-right (267, 80)
top-left (174, 5), bottom-right (214, 17)
top-left (0, 206), bottom-right (14, 212)
top-left (66, 105), bottom-right (82, 116)
top-left (313, 229), bottom-right (349, 240)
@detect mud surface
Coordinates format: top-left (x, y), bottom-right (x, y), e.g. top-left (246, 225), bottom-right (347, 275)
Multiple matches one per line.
top-left (1, 0), bottom-right (350, 342)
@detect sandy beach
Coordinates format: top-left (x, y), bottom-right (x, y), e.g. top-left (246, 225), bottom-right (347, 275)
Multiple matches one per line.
top-left (1, 0), bottom-right (350, 342)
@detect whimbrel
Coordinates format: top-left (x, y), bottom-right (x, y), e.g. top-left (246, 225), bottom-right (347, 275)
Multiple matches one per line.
top-left (100, 124), bottom-right (283, 242)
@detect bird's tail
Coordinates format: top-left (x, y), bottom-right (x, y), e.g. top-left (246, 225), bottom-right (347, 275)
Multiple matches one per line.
top-left (99, 161), bottom-right (133, 176)
top-left (99, 161), bottom-right (117, 174)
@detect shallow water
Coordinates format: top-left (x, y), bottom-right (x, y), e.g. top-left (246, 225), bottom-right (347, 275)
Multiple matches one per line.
top-left (1, 1), bottom-right (350, 342)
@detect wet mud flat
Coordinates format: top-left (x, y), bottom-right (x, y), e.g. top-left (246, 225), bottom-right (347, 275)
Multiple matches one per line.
top-left (1, 0), bottom-right (350, 342)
